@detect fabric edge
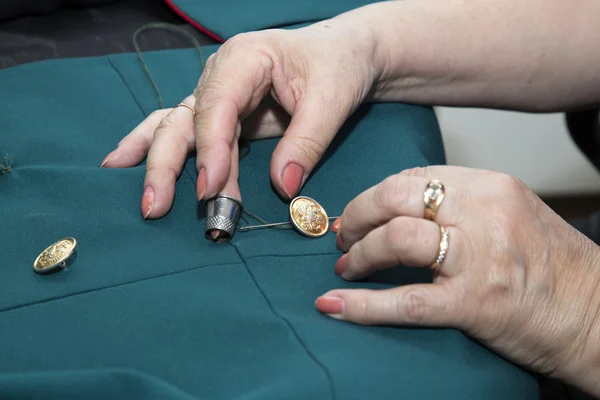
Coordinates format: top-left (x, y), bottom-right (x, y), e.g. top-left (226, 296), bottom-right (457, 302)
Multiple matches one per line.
top-left (164, 0), bottom-right (225, 42)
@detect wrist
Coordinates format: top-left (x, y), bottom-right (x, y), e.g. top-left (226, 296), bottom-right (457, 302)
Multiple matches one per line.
top-left (330, 0), bottom-right (600, 111)
top-left (332, 1), bottom-right (485, 105)
top-left (561, 240), bottom-right (600, 396)
top-left (324, 3), bottom-right (396, 102)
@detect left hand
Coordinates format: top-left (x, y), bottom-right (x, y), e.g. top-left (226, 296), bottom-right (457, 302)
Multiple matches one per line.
top-left (101, 93), bottom-right (290, 218)
top-left (317, 165), bottom-right (600, 390)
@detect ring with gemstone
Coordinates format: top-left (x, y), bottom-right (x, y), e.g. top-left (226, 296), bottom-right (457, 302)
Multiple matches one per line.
top-left (423, 180), bottom-right (445, 221)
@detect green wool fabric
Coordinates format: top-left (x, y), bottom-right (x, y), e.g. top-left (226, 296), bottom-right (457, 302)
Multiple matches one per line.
top-left (0, 46), bottom-right (539, 399)
top-left (168, 0), bottom-right (380, 40)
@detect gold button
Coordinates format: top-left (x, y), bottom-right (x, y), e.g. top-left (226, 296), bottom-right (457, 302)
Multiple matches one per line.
top-left (289, 196), bottom-right (330, 238)
top-left (33, 238), bottom-right (77, 274)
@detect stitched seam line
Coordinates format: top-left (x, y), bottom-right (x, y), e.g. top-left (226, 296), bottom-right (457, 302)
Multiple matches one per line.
top-left (106, 56), bottom-right (147, 118)
top-left (0, 261), bottom-right (242, 314)
top-left (105, 55), bottom-right (202, 212)
top-left (228, 242), bottom-right (337, 400)
top-left (243, 251), bottom-right (341, 261)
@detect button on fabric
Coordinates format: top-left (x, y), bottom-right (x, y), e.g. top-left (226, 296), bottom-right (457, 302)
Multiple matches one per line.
top-left (33, 238), bottom-right (77, 274)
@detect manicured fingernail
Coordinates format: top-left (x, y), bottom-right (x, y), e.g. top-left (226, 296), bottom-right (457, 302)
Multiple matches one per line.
top-left (334, 254), bottom-right (348, 275)
top-left (197, 167), bottom-right (207, 200)
top-left (100, 152), bottom-right (113, 168)
top-left (315, 295), bottom-right (345, 315)
top-left (330, 218), bottom-right (340, 232)
top-left (336, 233), bottom-right (344, 250)
top-left (142, 186), bottom-right (154, 219)
top-left (281, 162), bottom-right (305, 199)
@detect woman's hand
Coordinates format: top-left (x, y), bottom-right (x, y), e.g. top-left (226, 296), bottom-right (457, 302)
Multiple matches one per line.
top-left (100, 22), bottom-right (379, 220)
top-left (319, 166), bottom-right (600, 394)
top-left (99, 0), bottom-right (600, 223)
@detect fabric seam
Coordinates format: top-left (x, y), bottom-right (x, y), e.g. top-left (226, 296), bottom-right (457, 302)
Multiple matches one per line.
top-left (243, 251), bottom-right (340, 261)
top-left (0, 260), bottom-right (243, 314)
top-left (105, 55), bottom-right (201, 216)
top-left (105, 56), bottom-right (148, 118)
top-left (228, 242), bottom-right (337, 400)
top-left (163, 0), bottom-right (225, 42)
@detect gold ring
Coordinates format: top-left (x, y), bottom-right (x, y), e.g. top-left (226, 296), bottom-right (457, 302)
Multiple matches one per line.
top-left (430, 225), bottom-right (449, 273)
top-left (33, 237), bottom-right (77, 274)
top-left (424, 180), bottom-right (445, 221)
top-left (175, 103), bottom-right (196, 116)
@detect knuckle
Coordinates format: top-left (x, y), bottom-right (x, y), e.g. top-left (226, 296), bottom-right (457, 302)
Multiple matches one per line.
top-left (149, 110), bottom-right (166, 120)
top-left (401, 167), bottom-right (429, 178)
top-left (290, 135), bottom-right (326, 165)
top-left (372, 177), bottom-right (393, 211)
top-left (397, 290), bottom-right (428, 323)
top-left (155, 116), bottom-right (176, 132)
top-left (225, 31), bottom-right (265, 50)
top-left (356, 294), bottom-right (374, 323)
top-left (173, 131), bottom-right (192, 152)
top-left (154, 120), bottom-right (193, 150)
top-left (196, 136), bottom-right (230, 158)
top-left (225, 32), bottom-right (251, 47)
top-left (495, 173), bottom-right (529, 197)
top-left (381, 174), bottom-right (411, 211)
top-left (195, 138), bottom-right (211, 155)
top-left (146, 163), bottom-right (179, 183)
top-left (347, 242), bottom-right (368, 275)
top-left (195, 90), bottom-right (223, 115)
top-left (205, 53), bottom-right (216, 65)
top-left (385, 217), bottom-right (419, 250)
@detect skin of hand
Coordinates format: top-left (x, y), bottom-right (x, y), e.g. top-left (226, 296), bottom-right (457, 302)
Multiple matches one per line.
top-left (99, 0), bottom-right (600, 391)
top-left (323, 166), bottom-right (600, 396)
top-left (100, 22), bottom-right (377, 219)
top-left (101, 0), bottom-right (600, 218)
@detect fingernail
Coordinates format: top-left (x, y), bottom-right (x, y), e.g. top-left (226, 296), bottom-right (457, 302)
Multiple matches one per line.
top-left (142, 186), bottom-right (155, 219)
top-left (315, 295), bottom-right (345, 315)
top-left (336, 233), bottom-right (344, 250)
top-left (330, 218), bottom-right (340, 233)
top-left (334, 254), bottom-right (348, 276)
top-left (281, 162), bottom-right (305, 199)
top-left (197, 167), bottom-right (207, 200)
top-left (100, 152), bottom-right (113, 168)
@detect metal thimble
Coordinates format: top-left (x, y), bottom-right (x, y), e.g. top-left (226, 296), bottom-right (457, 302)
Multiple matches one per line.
top-left (205, 195), bottom-right (243, 242)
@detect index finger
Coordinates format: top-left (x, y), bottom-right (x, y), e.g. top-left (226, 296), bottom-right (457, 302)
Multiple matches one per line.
top-left (193, 41), bottom-right (275, 200)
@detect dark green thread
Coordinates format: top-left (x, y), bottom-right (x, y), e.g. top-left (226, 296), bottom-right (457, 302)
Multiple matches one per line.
top-left (133, 24), bottom-right (290, 231)
top-left (133, 22), bottom-right (205, 109)
top-left (0, 154), bottom-right (11, 176)
top-left (242, 209), bottom-right (294, 230)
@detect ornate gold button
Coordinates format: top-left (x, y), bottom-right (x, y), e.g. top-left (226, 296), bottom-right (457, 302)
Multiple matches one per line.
top-left (289, 196), bottom-right (330, 238)
top-left (33, 238), bottom-right (77, 274)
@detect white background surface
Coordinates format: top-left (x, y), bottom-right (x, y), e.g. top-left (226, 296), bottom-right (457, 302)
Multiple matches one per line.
top-left (436, 108), bottom-right (600, 196)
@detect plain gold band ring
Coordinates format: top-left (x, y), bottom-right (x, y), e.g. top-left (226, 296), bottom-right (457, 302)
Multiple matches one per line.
top-left (424, 180), bottom-right (445, 221)
top-left (430, 225), bottom-right (449, 273)
top-left (175, 103), bottom-right (196, 117)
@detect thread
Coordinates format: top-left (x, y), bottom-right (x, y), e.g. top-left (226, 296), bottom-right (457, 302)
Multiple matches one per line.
top-left (0, 154), bottom-right (11, 176)
top-left (132, 23), bottom-right (291, 231)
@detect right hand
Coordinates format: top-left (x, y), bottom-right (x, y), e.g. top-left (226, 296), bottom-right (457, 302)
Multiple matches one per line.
top-left (101, 21), bottom-right (379, 221)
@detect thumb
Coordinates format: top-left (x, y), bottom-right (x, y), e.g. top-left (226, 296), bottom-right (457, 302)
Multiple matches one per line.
top-left (269, 90), bottom-right (351, 199)
top-left (315, 284), bottom-right (460, 327)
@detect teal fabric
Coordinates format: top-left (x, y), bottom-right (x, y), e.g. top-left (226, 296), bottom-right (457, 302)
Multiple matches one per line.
top-left (0, 47), bottom-right (539, 399)
top-left (169, 0), bottom-right (380, 40)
